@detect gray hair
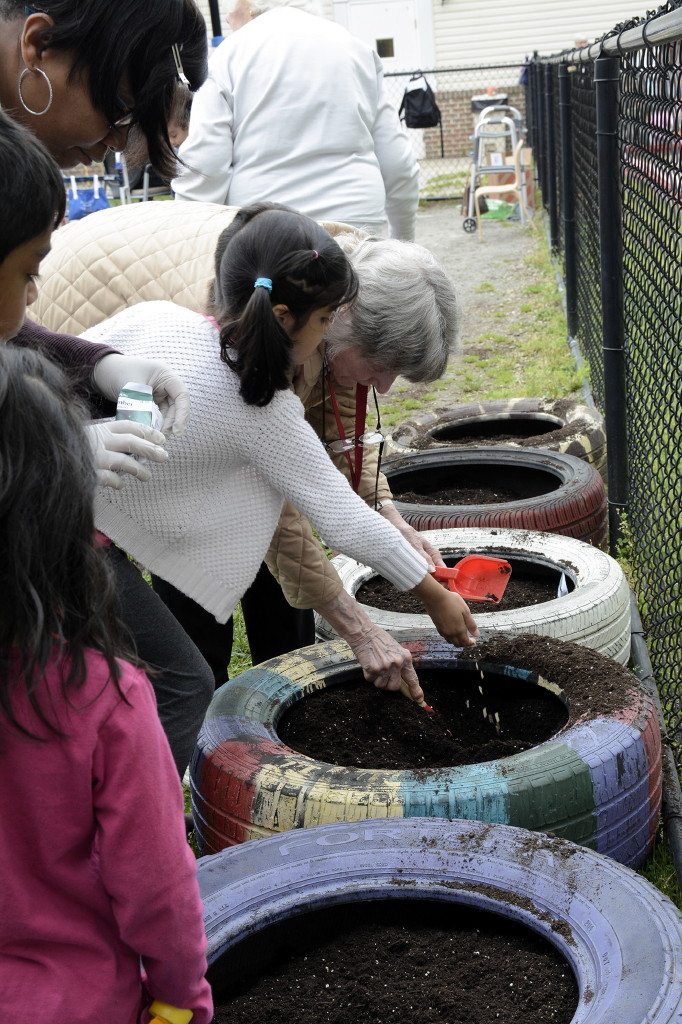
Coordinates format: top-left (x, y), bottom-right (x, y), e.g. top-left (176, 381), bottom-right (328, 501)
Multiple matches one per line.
top-left (248, 0), bottom-right (323, 17)
top-left (325, 237), bottom-right (462, 383)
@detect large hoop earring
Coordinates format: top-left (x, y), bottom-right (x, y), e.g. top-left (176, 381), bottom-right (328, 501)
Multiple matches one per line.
top-left (18, 66), bottom-right (53, 116)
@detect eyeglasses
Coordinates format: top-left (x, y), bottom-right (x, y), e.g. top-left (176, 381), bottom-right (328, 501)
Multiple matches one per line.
top-left (107, 101), bottom-right (135, 135)
top-left (172, 43), bottom-right (190, 87)
top-left (322, 379), bottom-right (385, 510)
top-left (325, 430), bottom-right (384, 454)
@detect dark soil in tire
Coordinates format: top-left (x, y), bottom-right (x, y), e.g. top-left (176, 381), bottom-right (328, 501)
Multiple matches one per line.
top-left (277, 634), bottom-right (633, 770)
top-left (355, 558), bottom-right (564, 615)
top-left (278, 667), bottom-right (569, 770)
top-left (209, 900), bottom-right (578, 1024)
top-left (392, 473), bottom-right (552, 506)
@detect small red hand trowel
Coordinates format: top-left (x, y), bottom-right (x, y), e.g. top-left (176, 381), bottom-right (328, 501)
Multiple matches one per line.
top-left (431, 554), bottom-right (512, 604)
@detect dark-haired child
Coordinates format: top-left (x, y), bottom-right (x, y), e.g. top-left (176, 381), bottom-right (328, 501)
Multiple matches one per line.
top-left (0, 345), bottom-right (212, 1023)
top-left (84, 202), bottom-right (478, 679)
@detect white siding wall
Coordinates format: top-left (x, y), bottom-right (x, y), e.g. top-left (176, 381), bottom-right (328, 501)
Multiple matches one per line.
top-left (432, 0), bottom-right (651, 68)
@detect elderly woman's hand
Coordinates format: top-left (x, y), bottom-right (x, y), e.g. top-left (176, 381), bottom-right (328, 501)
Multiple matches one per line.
top-left (377, 500), bottom-right (445, 571)
top-left (315, 590), bottom-right (424, 701)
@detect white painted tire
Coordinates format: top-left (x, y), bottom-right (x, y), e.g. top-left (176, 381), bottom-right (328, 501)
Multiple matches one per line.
top-left (315, 527), bottom-right (631, 664)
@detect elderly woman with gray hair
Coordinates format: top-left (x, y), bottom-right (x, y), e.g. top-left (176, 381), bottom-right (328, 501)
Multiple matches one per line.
top-left (28, 199), bottom-right (466, 767)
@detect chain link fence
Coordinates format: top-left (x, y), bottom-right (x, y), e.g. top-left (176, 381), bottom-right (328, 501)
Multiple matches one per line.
top-left (530, 3), bottom-right (682, 776)
top-left (382, 64), bottom-right (526, 202)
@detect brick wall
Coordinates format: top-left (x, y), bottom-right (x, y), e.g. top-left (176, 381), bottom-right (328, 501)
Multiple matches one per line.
top-left (424, 85), bottom-right (527, 160)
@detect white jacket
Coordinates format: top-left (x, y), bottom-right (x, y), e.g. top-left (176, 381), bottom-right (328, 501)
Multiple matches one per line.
top-left (173, 7), bottom-right (418, 239)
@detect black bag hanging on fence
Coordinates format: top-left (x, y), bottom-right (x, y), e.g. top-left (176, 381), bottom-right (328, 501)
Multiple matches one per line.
top-left (398, 72), bottom-right (441, 129)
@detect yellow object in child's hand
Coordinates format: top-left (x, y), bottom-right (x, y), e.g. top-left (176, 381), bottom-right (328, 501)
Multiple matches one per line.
top-left (149, 1000), bottom-right (193, 1024)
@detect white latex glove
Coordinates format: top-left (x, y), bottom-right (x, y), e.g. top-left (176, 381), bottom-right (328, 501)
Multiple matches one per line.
top-left (91, 353), bottom-right (190, 436)
top-left (378, 501), bottom-right (445, 571)
top-left (87, 420), bottom-right (169, 490)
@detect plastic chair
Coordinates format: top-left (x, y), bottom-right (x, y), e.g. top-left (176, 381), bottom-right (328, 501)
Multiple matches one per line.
top-left (473, 139), bottom-right (535, 242)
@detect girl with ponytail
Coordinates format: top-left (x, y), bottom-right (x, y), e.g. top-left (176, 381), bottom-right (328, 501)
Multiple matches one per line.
top-left (212, 203), bottom-right (357, 405)
top-left (84, 204), bottom-right (478, 770)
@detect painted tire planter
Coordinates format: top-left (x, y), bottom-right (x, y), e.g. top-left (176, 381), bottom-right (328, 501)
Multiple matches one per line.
top-left (385, 397), bottom-right (607, 480)
top-left (190, 634), bottom-right (661, 865)
top-left (198, 818), bottom-right (682, 1023)
top-left (315, 527), bottom-right (631, 664)
top-left (382, 446), bottom-right (608, 549)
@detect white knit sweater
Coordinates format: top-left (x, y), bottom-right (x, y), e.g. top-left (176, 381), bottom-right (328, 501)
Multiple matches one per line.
top-left (84, 302), bottom-right (428, 622)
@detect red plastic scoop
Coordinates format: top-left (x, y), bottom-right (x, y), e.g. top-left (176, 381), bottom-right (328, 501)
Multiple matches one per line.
top-left (432, 554), bottom-right (512, 604)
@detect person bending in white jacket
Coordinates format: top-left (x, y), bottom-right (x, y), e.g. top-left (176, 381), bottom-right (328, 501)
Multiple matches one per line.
top-left (173, 0), bottom-right (419, 239)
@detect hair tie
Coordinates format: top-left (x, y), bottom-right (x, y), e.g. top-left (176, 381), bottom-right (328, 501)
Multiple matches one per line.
top-left (254, 277), bottom-right (272, 291)
top-left (312, 250), bottom-right (319, 260)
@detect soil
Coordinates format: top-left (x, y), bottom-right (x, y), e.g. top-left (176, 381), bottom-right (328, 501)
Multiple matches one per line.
top-left (392, 482), bottom-right (520, 505)
top-left (355, 559), bottom-right (562, 615)
top-left (277, 633), bottom-right (634, 770)
top-left (209, 899), bottom-right (578, 1024)
top-left (278, 666), bottom-right (566, 770)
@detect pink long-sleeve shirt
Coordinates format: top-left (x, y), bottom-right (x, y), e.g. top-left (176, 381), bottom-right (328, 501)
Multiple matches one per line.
top-left (0, 647), bottom-right (212, 1024)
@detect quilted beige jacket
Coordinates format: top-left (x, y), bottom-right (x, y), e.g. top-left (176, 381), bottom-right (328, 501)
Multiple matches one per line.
top-left (34, 201), bottom-right (392, 608)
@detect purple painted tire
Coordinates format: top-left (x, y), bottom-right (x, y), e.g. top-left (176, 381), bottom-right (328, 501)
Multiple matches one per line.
top-left (198, 818), bottom-right (682, 1022)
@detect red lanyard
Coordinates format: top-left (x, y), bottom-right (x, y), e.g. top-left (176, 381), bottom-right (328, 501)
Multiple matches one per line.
top-left (325, 368), bottom-right (368, 492)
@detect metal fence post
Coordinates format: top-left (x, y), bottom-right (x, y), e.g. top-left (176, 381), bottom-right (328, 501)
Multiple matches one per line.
top-left (594, 54), bottom-right (627, 552)
top-left (208, 0), bottom-right (222, 37)
top-left (544, 65), bottom-right (560, 250)
top-left (558, 64), bottom-right (578, 335)
top-left (537, 65), bottom-right (549, 205)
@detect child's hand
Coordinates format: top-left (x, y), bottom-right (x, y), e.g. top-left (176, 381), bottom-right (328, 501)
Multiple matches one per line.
top-left (87, 420), bottom-right (168, 489)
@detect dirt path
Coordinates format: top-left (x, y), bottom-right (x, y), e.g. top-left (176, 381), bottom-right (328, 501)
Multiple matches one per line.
top-left (415, 201), bottom-right (538, 343)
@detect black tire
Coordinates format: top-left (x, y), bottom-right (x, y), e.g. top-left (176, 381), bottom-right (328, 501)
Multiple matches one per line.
top-left (198, 818), bottom-right (682, 1023)
top-left (385, 397), bottom-right (607, 480)
top-left (463, 217), bottom-right (477, 232)
top-left (382, 446), bottom-right (608, 548)
top-left (191, 635), bottom-right (661, 866)
top-left (315, 527), bottom-right (631, 663)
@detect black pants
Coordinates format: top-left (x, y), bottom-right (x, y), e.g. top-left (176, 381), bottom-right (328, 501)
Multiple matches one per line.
top-left (107, 545), bottom-right (214, 778)
top-left (151, 562), bottom-right (316, 688)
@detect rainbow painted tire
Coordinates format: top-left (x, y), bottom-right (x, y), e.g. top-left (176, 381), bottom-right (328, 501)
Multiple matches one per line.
top-left (385, 397), bottom-right (607, 480)
top-left (315, 527), bottom-right (631, 664)
top-left (190, 636), bottom-right (661, 864)
top-left (382, 446), bottom-right (608, 549)
top-left (199, 818), bottom-right (682, 1023)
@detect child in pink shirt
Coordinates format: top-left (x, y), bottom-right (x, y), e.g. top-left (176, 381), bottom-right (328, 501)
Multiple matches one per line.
top-left (0, 348), bottom-right (212, 1021)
